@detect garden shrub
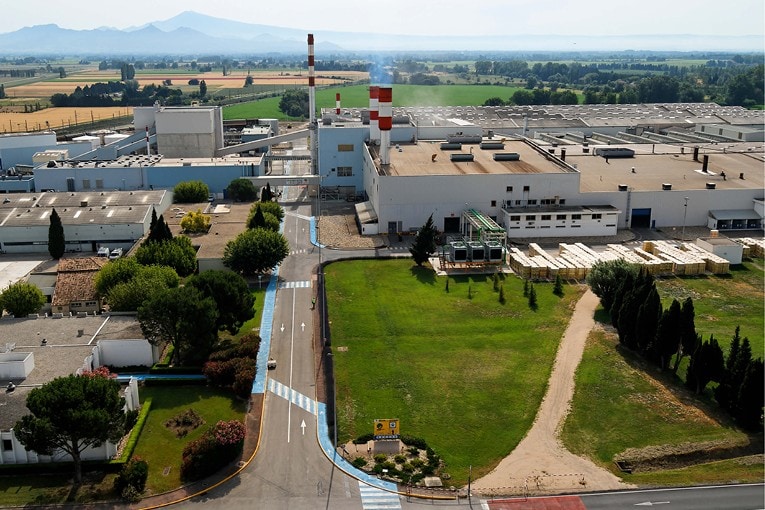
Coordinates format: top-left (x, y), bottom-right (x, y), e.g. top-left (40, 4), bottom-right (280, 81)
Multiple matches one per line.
top-left (114, 457), bottom-right (149, 501)
top-left (353, 433), bottom-right (374, 444)
top-left (394, 454), bottom-right (406, 464)
top-left (180, 420), bottom-right (246, 481)
top-left (352, 457), bottom-right (367, 469)
top-left (374, 454), bottom-right (387, 464)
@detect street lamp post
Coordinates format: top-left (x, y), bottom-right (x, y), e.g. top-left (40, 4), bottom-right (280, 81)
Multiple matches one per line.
top-left (681, 197), bottom-right (689, 241)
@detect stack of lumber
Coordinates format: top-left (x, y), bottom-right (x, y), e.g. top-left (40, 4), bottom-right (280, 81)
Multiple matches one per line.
top-left (684, 243), bottom-right (730, 274)
top-left (642, 241), bottom-right (706, 275)
top-left (737, 237), bottom-right (765, 258)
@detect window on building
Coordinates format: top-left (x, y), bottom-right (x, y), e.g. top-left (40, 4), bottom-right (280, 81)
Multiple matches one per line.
top-left (510, 215), bottom-right (521, 221)
top-left (2, 439), bottom-right (12, 451)
top-left (523, 185), bottom-right (530, 192)
top-left (556, 214), bottom-right (566, 220)
top-left (336, 166), bottom-right (353, 177)
top-left (541, 215), bottom-right (551, 221)
top-left (559, 199), bottom-right (566, 205)
top-left (95, 179), bottom-right (104, 189)
top-left (337, 144), bottom-right (354, 152)
top-left (82, 179), bottom-right (90, 189)
top-left (571, 214), bottom-right (582, 220)
top-left (515, 200), bottom-right (522, 205)
top-left (71, 302), bottom-right (82, 308)
top-left (526, 215), bottom-right (536, 221)
top-left (592, 214), bottom-right (602, 220)
top-left (571, 224), bottom-right (581, 228)
top-left (527, 199), bottom-right (537, 205)
top-left (490, 200), bottom-right (497, 207)
top-left (506, 186), bottom-right (513, 193)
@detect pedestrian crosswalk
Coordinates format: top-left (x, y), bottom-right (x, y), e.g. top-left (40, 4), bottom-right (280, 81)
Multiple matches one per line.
top-left (289, 249), bottom-right (308, 256)
top-left (358, 483), bottom-right (401, 510)
top-left (267, 379), bottom-right (317, 415)
top-left (278, 280), bottom-right (311, 289)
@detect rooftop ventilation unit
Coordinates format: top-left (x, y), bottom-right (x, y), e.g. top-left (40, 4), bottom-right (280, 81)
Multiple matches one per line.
top-left (661, 183), bottom-right (672, 190)
top-left (706, 182), bottom-right (716, 189)
top-left (485, 241), bottom-right (504, 262)
top-left (493, 153), bottom-right (521, 161)
top-left (480, 142), bottom-right (505, 150)
top-left (440, 142), bottom-right (462, 150)
top-left (618, 184), bottom-right (629, 191)
top-left (468, 241), bottom-right (485, 261)
top-left (450, 154), bottom-right (474, 162)
top-left (448, 241), bottom-right (467, 262)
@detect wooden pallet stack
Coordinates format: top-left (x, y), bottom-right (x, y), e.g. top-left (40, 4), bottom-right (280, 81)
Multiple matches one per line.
top-left (683, 243), bottom-right (731, 274)
top-left (737, 237), bottom-right (765, 258)
top-left (642, 241), bottom-right (706, 275)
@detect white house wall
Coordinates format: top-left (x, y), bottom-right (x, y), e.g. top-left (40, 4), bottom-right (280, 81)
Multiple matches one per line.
top-left (97, 340), bottom-right (155, 368)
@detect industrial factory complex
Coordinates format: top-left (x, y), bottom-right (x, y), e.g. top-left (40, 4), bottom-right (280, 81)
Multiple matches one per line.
top-left (0, 35), bottom-right (762, 257)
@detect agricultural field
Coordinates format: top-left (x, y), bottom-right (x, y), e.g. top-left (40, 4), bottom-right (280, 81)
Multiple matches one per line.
top-left (0, 106), bottom-right (132, 134)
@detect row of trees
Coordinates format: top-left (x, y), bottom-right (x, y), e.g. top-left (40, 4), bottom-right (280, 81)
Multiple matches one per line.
top-left (223, 196), bottom-right (289, 276)
top-left (587, 260), bottom-right (763, 431)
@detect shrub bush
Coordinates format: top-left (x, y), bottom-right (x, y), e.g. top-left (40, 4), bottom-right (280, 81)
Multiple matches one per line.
top-left (374, 454), bottom-right (387, 464)
top-left (353, 433), bottom-right (374, 444)
top-left (394, 454), bottom-right (406, 464)
top-left (352, 457), bottom-right (367, 469)
top-left (180, 420), bottom-right (245, 481)
top-left (114, 457), bottom-right (148, 501)
top-left (174, 180), bottom-right (209, 203)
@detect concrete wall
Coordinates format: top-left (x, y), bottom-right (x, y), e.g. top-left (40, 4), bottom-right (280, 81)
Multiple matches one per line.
top-left (0, 352), bottom-right (34, 379)
top-left (156, 108), bottom-right (220, 158)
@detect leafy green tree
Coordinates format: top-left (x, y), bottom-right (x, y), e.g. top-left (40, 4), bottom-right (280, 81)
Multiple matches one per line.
top-left (278, 88), bottom-right (309, 118)
top-left (409, 214), bottom-right (439, 266)
top-left (14, 374), bottom-right (125, 485)
top-left (685, 335), bottom-right (724, 395)
top-left (187, 271), bottom-right (255, 335)
top-left (95, 257), bottom-right (141, 296)
top-left (199, 79), bottom-right (207, 97)
top-left (736, 358), bottom-right (764, 430)
top-left (180, 209), bottom-right (211, 233)
top-left (48, 207), bottom-right (65, 259)
top-left (244, 75), bottom-right (254, 87)
top-left (483, 97), bottom-right (505, 106)
top-left (223, 228), bottom-right (289, 276)
top-left (135, 236), bottom-right (197, 277)
top-left (173, 180), bottom-right (210, 203)
top-left (587, 259), bottom-right (640, 313)
top-left (138, 286), bottom-right (218, 365)
top-left (106, 265), bottom-right (180, 312)
top-left (0, 281), bottom-right (45, 317)
top-left (248, 204), bottom-right (267, 229)
top-left (253, 200), bottom-right (284, 223)
top-left (227, 178), bottom-right (258, 201)
top-left (0, 84), bottom-right (6, 100)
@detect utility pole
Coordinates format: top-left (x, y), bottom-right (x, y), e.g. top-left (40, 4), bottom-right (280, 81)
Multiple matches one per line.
top-left (681, 196), bottom-right (689, 241)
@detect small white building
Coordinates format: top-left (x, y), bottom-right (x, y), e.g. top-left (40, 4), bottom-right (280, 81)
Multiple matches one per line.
top-left (695, 236), bottom-right (744, 264)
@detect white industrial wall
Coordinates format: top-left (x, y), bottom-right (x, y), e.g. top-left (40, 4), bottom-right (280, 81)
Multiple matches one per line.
top-left (97, 339), bottom-right (155, 367)
top-left (0, 133), bottom-right (56, 150)
top-left (0, 222), bottom-right (148, 254)
top-left (156, 108), bottom-right (218, 158)
top-left (34, 166), bottom-right (148, 192)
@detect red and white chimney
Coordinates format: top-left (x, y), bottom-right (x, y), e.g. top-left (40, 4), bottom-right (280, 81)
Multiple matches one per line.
top-left (335, 93), bottom-right (341, 115)
top-left (369, 85), bottom-right (380, 144)
top-left (308, 34), bottom-right (317, 175)
top-left (379, 87), bottom-right (392, 165)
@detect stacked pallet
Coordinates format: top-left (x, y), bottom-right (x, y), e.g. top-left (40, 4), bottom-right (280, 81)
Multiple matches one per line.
top-left (507, 247), bottom-right (542, 279)
top-left (683, 243), bottom-right (731, 274)
top-left (737, 237), bottom-right (765, 258)
top-left (558, 244), bottom-right (600, 279)
top-left (642, 241), bottom-right (706, 275)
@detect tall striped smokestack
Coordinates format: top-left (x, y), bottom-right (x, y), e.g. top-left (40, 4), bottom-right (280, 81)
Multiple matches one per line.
top-left (379, 87), bottom-right (392, 165)
top-left (335, 93), bottom-right (341, 115)
top-left (369, 86), bottom-right (380, 144)
top-left (308, 34), bottom-right (318, 175)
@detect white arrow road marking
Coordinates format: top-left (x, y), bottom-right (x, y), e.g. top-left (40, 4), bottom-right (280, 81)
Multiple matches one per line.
top-left (301, 322), bottom-right (305, 331)
top-left (635, 502), bottom-right (670, 507)
top-left (301, 419), bottom-right (306, 435)
top-left (280, 323), bottom-right (285, 333)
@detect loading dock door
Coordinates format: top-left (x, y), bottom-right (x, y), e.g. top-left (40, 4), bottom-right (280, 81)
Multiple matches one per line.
top-left (631, 208), bottom-right (651, 228)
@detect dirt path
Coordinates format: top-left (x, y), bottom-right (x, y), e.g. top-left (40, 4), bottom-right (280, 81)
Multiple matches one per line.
top-left (471, 289), bottom-right (634, 496)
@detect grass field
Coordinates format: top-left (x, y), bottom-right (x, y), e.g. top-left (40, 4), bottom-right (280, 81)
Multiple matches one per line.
top-left (132, 386), bottom-right (247, 494)
top-left (561, 327), bottom-right (762, 485)
top-left (327, 259), bottom-right (584, 484)
top-left (223, 83), bottom-right (525, 120)
top-left (656, 259), bottom-right (764, 359)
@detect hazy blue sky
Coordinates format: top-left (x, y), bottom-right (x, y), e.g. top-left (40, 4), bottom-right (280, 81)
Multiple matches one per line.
top-left (5, 0), bottom-right (765, 37)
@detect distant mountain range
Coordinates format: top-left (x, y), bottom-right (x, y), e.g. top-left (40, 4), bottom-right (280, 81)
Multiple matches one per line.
top-left (0, 11), bottom-right (761, 55)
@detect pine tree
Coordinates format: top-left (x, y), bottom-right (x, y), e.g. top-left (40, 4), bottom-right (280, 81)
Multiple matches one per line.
top-left (523, 279), bottom-right (529, 297)
top-left (445, 278), bottom-right (450, 293)
top-left (735, 358), bottom-right (764, 430)
top-left (499, 284), bottom-right (506, 304)
top-left (261, 182), bottom-right (273, 202)
top-left (493, 272), bottom-right (500, 292)
top-left (528, 283), bottom-right (537, 310)
top-left (553, 274), bottom-right (563, 296)
top-left (409, 214), bottom-right (439, 266)
top-left (686, 334), bottom-right (724, 395)
top-left (48, 207), bottom-right (65, 259)
top-left (673, 297), bottom-right (697, 372)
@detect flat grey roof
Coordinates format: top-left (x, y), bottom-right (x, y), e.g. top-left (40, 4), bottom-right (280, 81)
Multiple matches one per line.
top-left (0, 204), bottom-right (151, 227)
top-left (378, 139), bottom-right (576, 177)
top-left (709, 210), bottom-right (763, 220)
top-left (0, 190), bottom-right (167, 209)
top-left (0, 315), bottom-right (144, 430)
top-left (164, 202), bottom-right (251, 260)
top-left (504, 204), bottom-right (620, 214)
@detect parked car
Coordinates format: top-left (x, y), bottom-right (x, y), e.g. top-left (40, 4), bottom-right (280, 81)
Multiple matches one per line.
top-left (108, 248), bottom-right (123, 260)
top-left (267, 358), bottom-right (277, 369)
top-left (97, 247), bottom-right (110, 257)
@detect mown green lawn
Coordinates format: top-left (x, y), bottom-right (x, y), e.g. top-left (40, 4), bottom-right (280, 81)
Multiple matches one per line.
top-left (561, 327), bottom-right (762, 486)
top-left (132, 386), bottom-right (247, 494)
top-left (327, 259), bottom-right (583, 484)
top-left (656, 259), bottom-right (764, 359)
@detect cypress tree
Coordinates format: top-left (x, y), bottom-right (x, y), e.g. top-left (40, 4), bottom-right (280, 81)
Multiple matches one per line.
top-left (553, 274), bottom-right (564, 296)
top-left (528, 283), bottom-right (537, 310)
top-left (48, 207), bottom-right (65, 259)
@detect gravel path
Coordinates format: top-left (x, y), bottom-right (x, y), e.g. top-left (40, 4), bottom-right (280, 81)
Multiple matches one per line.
top-left (471, 289), bottom-right (634, 496)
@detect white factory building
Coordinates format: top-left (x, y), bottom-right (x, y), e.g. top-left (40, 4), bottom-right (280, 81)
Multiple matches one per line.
top-left (316, 90), bottom-right (765, 240)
